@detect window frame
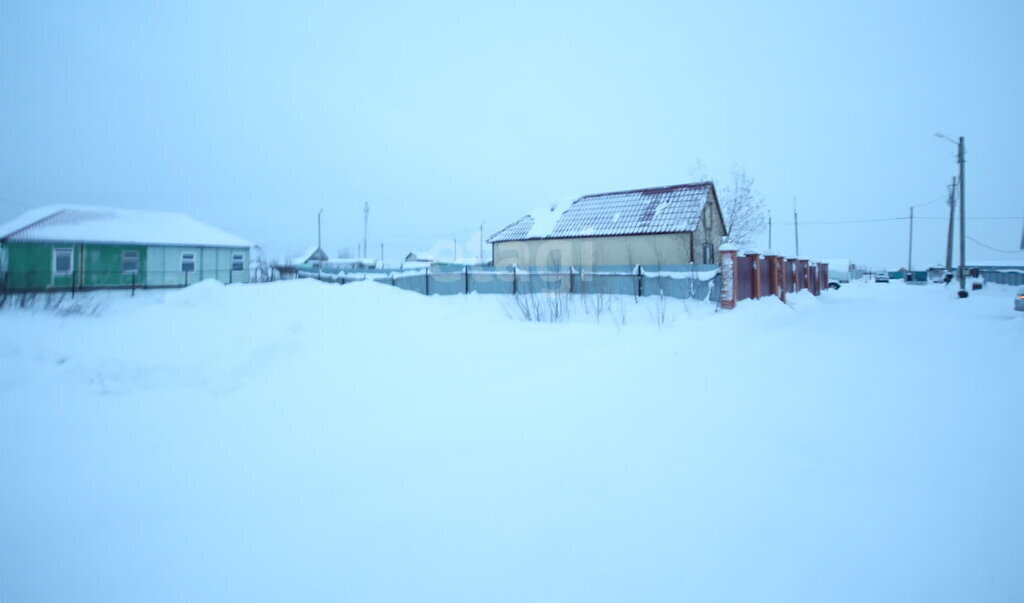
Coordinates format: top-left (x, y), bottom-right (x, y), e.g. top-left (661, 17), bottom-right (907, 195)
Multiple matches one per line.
top-left (231, 252), bottom-right (244, 271)
top-left (53, 247), bottom-right (74, 276)
top-left (121, 250), bottom-right (140, 275)
top-left (181, 252), bottom-right (196, 273)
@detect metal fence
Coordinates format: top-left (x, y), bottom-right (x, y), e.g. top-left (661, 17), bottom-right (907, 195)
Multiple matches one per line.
top-left (296, 264), bottom-right (721, 301)
top-left (0, 269), bottom-right (248, 296)
top-left (0, 264), bottom-right (722, 307)
top-left (980, 269), bottom-right (1024, 286)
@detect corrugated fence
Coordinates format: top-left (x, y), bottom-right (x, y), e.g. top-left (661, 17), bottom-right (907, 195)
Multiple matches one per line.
top-left (979, 269), bottom-right (1024, 286)
top-left (297, 264), bottom-right (721, 301)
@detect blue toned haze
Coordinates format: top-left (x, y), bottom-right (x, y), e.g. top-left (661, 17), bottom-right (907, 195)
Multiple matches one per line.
top-left (1, 0), bottom-right (1022, 267)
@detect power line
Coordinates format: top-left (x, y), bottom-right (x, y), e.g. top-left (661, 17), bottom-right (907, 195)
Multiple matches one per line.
top-left (770, 215), bottom-right (1019, 226)
top-left (779, 216), bottom-right (907, 226)
top-left (966, 236), bottom-right (1021, 254)
top-left (912, 196), bottom-right (946, 209)
top-left (917, 216), bottom-right (1019, 221)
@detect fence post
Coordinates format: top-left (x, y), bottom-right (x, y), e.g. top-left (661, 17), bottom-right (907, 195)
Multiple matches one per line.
top-left (764, 254), bottom-right (778, 299)
top-left (636, 265), bottom-right (643, 298)
top-left (424, 267), bottom-right (429, 296)
top-left (568, 266), bottom-right (574, 294)
top-left (719, 244), bottom-right (739, 309)
top-left (464, 265), bottom-right (469, 294)
top-left (746, 252), bottom-right (761, 299)
top-left (512, 265), bottom-right (517, 295)
top-left (131, 274), bottom-right (136, 297)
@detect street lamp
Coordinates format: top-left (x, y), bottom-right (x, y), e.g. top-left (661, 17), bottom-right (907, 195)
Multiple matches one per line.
top-left (935, 133), bottom-right (967, 298)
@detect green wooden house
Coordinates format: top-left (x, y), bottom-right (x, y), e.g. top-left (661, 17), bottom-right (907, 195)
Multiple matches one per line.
top-left (0, 206), bottom-right (252, 292)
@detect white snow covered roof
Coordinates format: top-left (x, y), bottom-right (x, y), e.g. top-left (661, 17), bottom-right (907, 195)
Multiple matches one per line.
top-left (488, 182), bottom-right (719, 243)
top-left (293, 246), bottom-right (329, 265)
top-left (0, 205), bottom-right (252, 248)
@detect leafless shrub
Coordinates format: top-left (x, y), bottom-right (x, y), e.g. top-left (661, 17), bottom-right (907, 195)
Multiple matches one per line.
top-left (509, 289), bottom-right (571, 323)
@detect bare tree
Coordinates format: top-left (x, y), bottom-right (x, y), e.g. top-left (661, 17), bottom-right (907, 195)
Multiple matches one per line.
top-left (720, 167), bottom-right (767, 248)
top-left (688, 159), bottom-right (766, 249)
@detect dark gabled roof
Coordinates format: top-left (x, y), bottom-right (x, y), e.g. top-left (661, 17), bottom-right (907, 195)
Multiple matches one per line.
top-left (488, 182), bottom-right (718, 243)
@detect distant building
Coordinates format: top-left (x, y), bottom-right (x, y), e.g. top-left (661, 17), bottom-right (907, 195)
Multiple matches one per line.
top-left (402, 252), bottom-right (435, 270)
top-left (292, 246), bottom-right (329, 265)
top-left (487, 182), bottom-right (727, 268)
top-left (324, 258), bottom-right (379, 270)
top-left (0, 205), bottom-right (251, 291)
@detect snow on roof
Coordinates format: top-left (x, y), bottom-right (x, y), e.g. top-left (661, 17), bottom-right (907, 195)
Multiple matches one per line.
top-left (0, 205), bottom-right (252, 248)
top-left (293, 246), bottom-right (329, 265)
top-left (405, 252), bottom-right (435, 262)
top-left (488, 182), bottom-right (715, 243)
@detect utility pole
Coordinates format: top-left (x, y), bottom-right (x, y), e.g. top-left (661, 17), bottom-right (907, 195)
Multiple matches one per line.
top-left (317, 208), bottom-right (323, 252)
top-left (479, 222), bottom-right (485, 264)
top-left (945, 177), bottom-right (956, 275)
top-left (768, 210), bottom-right (772, 249)
top-left (793, 199), bottom-right (800, 257)
top-left (380, 242), bottom-right (384, 266)
top-left (957, 136), bottom-right (967, 297)
top-left (453, 236), bottom-right (457, 262)
top-left (908, 205), bottom-right (914, 275)
top-left (936, 132), bottom-right (968, 297)
top-left (362, 202), bottom-right (369, 259)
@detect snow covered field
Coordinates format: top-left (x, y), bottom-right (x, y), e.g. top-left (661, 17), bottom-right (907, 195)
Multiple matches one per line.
top-left (1, 280), bottom-right (1021, 602)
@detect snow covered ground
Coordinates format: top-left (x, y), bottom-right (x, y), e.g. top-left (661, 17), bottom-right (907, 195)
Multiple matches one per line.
top-left (1, 280), bottom-right (1021, 602)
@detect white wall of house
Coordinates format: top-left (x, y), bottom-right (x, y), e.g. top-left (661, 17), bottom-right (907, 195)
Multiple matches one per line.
top-left (493, 232), bottom-right (694, 268)
top-left (146, 246), bottom-right (249, 286)
top-left (147, 246), bottom-right (200, 286)
top-left (199, 248), bottom-right (249, 283)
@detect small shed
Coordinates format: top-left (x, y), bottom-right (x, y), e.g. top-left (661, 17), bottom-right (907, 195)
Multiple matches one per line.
top-left (488, 181), bottom-right (727, 268)
top-left (0, 205), bottom-right (252, 291)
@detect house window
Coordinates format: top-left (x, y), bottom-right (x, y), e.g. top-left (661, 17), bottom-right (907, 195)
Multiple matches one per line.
top-left (53, 248), bottom-right (73, 275)
top-left (122, 250), bottom-right (139, 274)
top-left (181, 252), bottom-right (196, 273)
top-left (231, 252), bottom-right (244, 271)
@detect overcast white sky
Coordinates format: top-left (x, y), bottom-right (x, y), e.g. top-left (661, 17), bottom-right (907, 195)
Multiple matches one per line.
top-left (2, 0), bottom-right (1022, 268)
